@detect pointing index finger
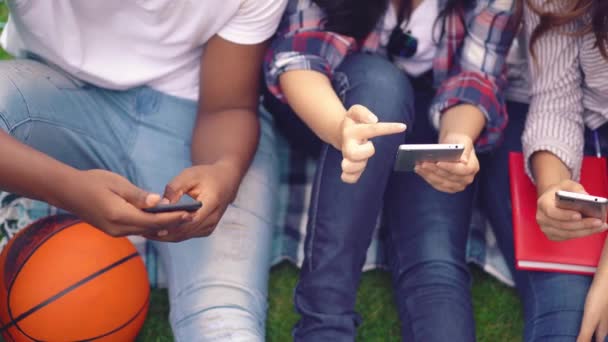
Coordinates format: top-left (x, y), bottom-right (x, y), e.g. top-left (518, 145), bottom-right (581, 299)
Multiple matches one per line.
top-left (351, 122), bottom-right (407, 140)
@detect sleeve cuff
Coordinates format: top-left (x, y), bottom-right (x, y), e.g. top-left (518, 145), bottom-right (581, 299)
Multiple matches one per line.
top-left (429, 73), bottom-right (507, 152)
top-left (265, 52), bottom-right (331, 102)
top-left (522, 139), bottom-right (584, 183)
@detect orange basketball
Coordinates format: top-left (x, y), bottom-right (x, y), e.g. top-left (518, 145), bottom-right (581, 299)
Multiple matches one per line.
top-left (0, 214), bottom-right (149, 341)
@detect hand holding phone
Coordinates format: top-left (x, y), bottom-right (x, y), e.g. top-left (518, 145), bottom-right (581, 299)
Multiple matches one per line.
top-left (535, 179), bottom-right (607, 241)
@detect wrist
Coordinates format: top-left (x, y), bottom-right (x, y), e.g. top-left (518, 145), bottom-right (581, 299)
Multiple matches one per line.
top-left (438, 131), bottom-right (473, 145)
top-left (439, 104), bottom-right (485, 142)
top-left (45, 167), bottom-right (84, 209)
top-left (209, 158), bottom-right (243, 185)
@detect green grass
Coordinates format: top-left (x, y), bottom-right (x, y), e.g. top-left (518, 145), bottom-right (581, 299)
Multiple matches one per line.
top-left (135, 263), bottom-right (523, 341)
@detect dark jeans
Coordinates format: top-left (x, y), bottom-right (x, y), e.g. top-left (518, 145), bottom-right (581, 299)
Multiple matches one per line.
top-left (266, 53), bottom-right (476, 341)
top-left (480, 101), bottom-right (594, 341)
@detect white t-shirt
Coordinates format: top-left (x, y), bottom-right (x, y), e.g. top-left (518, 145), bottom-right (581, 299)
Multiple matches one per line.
top-left (382, 0), bottom-right (440, 77)
top-left (1, 0), bottom-right (287, 100)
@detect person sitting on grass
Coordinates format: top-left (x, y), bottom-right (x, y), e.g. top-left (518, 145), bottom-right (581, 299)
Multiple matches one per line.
top-left (0, 0), bottom-right (286, 340)
top-left (520, 0), bottom-right (608, 341)
top-left (263, 0), bottom-right (519, 340)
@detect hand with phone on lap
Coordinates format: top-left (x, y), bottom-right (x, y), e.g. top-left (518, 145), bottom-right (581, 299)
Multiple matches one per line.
top-left (413, 132), bottom-right (479, 193)
top-left (143, 161), bottom-right (242, 242)
top-left (536, 178), bottom-right (607, 241)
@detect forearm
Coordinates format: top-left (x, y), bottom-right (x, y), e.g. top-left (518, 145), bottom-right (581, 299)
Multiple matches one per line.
top-left (439, 104), bottom-right (486, 142)
top-left (191, 108), bottom-right (259, 183)
top-left (531, 151), bottom-right (572, 195)
top-left (280, 70), bottom-right (346, 149)
top-left (0, 130), bottom-right (78, 205)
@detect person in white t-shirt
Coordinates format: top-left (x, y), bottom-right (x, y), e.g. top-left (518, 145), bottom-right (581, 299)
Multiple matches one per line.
top-left (0, 0), bottom-right (286, 340)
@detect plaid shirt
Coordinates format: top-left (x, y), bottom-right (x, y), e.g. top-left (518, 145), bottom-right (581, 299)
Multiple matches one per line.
top-left (264, 0), bottom-right (519, 150)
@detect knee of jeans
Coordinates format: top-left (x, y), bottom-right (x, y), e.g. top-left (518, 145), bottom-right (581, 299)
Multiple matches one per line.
top-left (170, 281), bottom-right (268, 342)
top-left (396, 259), bottom-right (471, 290)
top-left (335, 53), bottom-right (414, 126)
top-left (524, 272), bottom-right (590, 341)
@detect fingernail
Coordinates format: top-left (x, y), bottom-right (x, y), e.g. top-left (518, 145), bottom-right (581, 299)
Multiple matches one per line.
top-left (593, 219), bottom-right (604, 227)
top-left (146, 193), bottom-right (161, 206)
top-left (367, 114), bottom-right (378, 123)
top-left (160, 197), bottom-right (170, 205)
top-left (157, 230), bottom-right (168, 237)
top-left (572, 213), bottom-right (582, 220)
top-left (181, 213), bottom-right (194, 222)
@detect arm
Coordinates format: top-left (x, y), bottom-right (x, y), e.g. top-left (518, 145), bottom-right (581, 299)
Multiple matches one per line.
top-left (578, 239), bottom-right (608, 342)
top-left (430, 0), bottom-right (519, 151)
top-left (157, 0), bottom-right (287, 241)
top-left (158, 36), bottom-right (268, 241)
top-left (416, 0), bottom-right (518, 193)
top-left (0, 129), bottom-right (188, 237)
top-left (0, 130), bottom-right (76, 204)
top-left (192, 35), bottom-right (264, 184)
top-left (264, 2), bottom-right (357, 103)
top-left (522, 0), bottom-right (585, 184)
top-left (279, 70), bottom-right (346, 149)
top-left (531, 151), bottom-right (572, 195)
top-left (520, 0), bottom-right (603, 242)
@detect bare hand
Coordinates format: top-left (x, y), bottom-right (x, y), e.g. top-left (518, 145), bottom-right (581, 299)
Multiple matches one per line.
top-left (536, 179), bottom-right (606, 241)
top-left (146, 162), bottom-right (241, 242)
top-left (340, 104), bottom-right (406, 183)
top-left (578, 272), bottom-right (608, 342)
top-left (414, 133), bottom-right (478, 193)
top-left (60, 169), bottom-right (192, 237)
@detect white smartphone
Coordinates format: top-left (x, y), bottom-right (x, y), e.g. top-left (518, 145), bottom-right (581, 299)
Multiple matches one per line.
top-left (394, 144), bottom-right (465, 172)
top-left (555, 190), bottom-right (608, 221)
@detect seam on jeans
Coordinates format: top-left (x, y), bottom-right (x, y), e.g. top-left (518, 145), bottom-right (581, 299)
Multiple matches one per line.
top-left (307, 144), bottom-right (329, 272)
top-left (14, 117), bottom-right (122, 150)
top-left (0, 112), bottom-right (10, 132)
top-left (332, 72), bottom-right (349, 103)
top-left (6, 74), bottom-right (33, 125)
top-left (125, 90), bottom-right (145, 187)
top-left (526, 273), bottom-right (538, 341)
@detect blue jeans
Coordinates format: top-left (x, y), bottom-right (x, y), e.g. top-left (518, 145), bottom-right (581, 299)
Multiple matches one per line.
top-left (0, 59), bottom-right (279, 341)
top-left (267, 53), bottom-right (476, 341)
top-left (479, 101), bottom-right (593, 341)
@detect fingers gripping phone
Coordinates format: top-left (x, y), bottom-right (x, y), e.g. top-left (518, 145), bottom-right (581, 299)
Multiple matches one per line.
top-left (394, 144), bottom-right (465, 172)
top-left (555, 190), bottom-right (608, 221)
top-left (143, 201), bottom-right (202, 213)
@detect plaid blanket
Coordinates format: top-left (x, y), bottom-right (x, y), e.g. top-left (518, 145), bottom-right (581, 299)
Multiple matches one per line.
top-left (0, 108), bottom-right (514, 288)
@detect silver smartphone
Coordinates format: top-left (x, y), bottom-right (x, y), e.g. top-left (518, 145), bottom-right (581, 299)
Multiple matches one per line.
top-left (394, 144), bottom-right (465, 172)
top-left (555, 190), bottom-right (608, 221)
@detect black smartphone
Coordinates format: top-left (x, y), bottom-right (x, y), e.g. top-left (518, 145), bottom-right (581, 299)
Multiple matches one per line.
top-left (142, 201), bottom-right (202, 213)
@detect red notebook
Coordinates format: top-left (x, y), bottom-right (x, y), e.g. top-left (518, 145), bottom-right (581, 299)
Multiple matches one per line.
top-left (509, 152), bottom-right (608, 274)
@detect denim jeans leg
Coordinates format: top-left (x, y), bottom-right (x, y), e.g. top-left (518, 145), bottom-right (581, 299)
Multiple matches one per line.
top-left (109, 86), bottom-right (278, 342)
top-left (292, 53), bottom-right (415, 341)
top-left (0, 59), bottom-right (135, 176)
top-left (479, 101), bottom-right (593, 341)
top-left (383, 93), bottom-right (476, 341)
